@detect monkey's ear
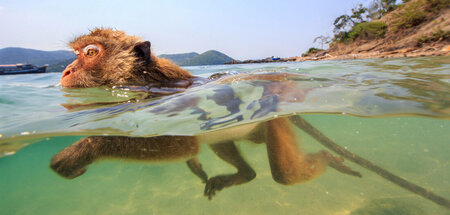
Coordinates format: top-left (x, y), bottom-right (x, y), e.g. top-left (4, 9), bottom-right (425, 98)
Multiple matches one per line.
top-left (133, 41), bottom-right (152, 65)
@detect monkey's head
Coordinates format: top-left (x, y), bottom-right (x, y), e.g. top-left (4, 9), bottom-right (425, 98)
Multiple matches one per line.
top-left (60, 28), bottom-right (192, 88)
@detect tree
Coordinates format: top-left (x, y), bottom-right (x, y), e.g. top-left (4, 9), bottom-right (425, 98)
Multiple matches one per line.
top-left (381, 0), bottom-right (397, 13)
top-left (351, 4), bottom-right (369, 23)
top-left (313, 35), bottom-right (331, 49)
top-left (369, 0), bottom-right (397, 19)
top-left (333, 4), bottom-right (369, 34)
top-left (333, 14), bottom-right (353, 34)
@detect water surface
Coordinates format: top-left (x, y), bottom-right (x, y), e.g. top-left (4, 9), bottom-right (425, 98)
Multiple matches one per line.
top-left (0, 57), bottom-right (449, 214)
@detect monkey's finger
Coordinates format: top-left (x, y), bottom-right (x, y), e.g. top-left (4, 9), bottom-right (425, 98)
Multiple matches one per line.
top-left (210, 186), bottom-right (217, 199)
top-left (204, 180), bottom-right (215, 200)
top-left (342, 168), bottom-right (362, 178)
top-left (205, 177), bottom-right (225, 200)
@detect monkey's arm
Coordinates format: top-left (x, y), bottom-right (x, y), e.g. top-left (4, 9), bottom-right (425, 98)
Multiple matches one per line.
top-left (50, 136), bottom-right (200, 179)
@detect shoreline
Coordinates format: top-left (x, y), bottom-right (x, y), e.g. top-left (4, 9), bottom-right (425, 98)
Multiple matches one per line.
top-left (225, 44), bottom-right (450, 65)
top-left (296, 44), bottom-right (450, 62)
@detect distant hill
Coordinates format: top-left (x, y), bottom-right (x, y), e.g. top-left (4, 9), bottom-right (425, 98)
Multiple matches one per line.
top-left (159, 50), bottom-right (234, 66)
top-left (159, 52), bottom-right (199, 65)
top-left (46, 57), bottom-right (76, 73)
top-left (0, 47), bottom-right (234, 73)
top-left (0, 47), bottom-right (75, 66)
top-left (181, 50), bottom-right (234, 66)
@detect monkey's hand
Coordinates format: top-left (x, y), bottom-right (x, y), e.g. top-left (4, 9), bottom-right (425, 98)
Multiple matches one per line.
top-left (50, 153), bottom-right (88, 179)
top-left (50, 137), bottom-right (96, 179)
top-left (321, 151), bottom-right (362, 178)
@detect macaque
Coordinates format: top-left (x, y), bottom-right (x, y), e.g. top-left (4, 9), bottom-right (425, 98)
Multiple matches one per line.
top-left (52, 28), bottom-right (360, 199)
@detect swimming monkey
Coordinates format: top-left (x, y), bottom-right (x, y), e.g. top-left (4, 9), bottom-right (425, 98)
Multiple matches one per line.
top-left (51, 28), bottom-right (361, 199)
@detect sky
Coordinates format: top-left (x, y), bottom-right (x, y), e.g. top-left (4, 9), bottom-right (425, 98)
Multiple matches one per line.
top-left (0, 0), bottom-right (371, 60)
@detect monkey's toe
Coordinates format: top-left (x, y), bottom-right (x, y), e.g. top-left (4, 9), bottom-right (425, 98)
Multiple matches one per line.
top-left (330, 162), bottom-right (362, 177)
top-left (325, 153), bottom-right (362, 178)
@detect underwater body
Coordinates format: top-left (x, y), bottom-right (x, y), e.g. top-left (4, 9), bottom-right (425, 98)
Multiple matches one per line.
top-left (0, 57), bottom-right (449, 214)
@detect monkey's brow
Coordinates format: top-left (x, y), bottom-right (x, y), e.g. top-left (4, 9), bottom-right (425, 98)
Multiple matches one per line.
top-left (70, 36), bottom-right (102, 48)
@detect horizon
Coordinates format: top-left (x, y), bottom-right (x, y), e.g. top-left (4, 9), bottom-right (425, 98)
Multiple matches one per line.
top-left (0, 0), bottom-right (371, 60)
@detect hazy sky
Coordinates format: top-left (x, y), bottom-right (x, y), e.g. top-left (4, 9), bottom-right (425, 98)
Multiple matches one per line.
top-left (0, 0), bottom-right (370, 60)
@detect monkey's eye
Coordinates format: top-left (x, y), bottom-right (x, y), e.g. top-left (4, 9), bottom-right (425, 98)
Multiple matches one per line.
top-left (74, 50), bottom-right (80, 57)
top-left (82, 44), bottom-right (100, 57)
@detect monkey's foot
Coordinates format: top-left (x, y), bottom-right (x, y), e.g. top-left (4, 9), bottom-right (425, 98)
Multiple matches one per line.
top-left (321, 151), bottom-right (362, 178)
top-left (204, 171), bottom-right (256, 200)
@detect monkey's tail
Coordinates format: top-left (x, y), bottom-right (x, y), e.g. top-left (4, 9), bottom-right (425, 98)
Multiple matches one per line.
top-left (289, 115), bottom-right (450, 210)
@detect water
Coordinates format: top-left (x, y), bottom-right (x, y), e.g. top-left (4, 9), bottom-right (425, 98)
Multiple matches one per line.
top-left (0, 57), bottom-right (449, 214)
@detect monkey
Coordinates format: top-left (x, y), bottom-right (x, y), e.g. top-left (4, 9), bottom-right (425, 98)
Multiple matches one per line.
top-left (52, 28), bottom-right (361, 200)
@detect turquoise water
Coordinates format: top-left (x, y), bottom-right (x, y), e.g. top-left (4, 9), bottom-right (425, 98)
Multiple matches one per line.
top-left (0, 57), bottom-right (449, 214)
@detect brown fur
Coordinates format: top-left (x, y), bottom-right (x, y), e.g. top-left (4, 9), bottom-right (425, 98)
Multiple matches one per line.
top-left (61, 28), bottom-right (192, 88)
top-left (53, 29), bottom-right (360, 199)
top-left (51, 136), bottom-right (199, 178)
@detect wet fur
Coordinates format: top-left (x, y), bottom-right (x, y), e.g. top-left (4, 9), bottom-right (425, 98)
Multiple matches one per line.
top-left (63, 28), bottom-right (192, 88)
top-left (53, 28), bottom-right (360, 199)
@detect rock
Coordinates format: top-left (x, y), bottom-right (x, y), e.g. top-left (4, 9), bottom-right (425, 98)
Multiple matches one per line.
top-left (441, 45), bottom-right (450, 52)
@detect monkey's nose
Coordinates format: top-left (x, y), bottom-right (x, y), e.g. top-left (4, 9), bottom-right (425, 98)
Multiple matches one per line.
top-left (62, 70), bottom-right (71, 79)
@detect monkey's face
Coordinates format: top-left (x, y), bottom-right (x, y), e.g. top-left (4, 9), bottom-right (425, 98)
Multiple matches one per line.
top-left (60, 28), bottom-right (151, 88)
top-left (61, 43), bottom-right (106, 88)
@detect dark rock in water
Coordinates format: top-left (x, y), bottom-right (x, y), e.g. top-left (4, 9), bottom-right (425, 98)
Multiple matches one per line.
top-left (350, 198), bottom-right (424, 215)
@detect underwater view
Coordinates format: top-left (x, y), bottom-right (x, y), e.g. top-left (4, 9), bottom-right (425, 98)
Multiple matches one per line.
top-left (0, 57), bottom-right (449, 214)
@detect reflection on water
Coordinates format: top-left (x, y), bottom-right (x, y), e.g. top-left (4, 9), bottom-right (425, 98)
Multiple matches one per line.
top-left (0, 57), bottom-right (449, 214)
top-left (0, 57), bottom-right (449, 144)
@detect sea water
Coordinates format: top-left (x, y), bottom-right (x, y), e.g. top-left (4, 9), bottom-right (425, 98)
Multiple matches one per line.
top-left (0, 57), bottom-right (449, 214)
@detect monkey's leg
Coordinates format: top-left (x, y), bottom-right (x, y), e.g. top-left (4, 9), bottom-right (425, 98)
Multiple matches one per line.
top-left (265, 118), bottom-right (358, 185)
top-left (204, 141), bottom-right (256, 200)
top-left (50, 136), bottom-right (199, 179)
top-left (186, 158), bottom-right (208, 183)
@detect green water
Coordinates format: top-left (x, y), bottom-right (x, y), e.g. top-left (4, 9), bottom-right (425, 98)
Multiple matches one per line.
top-left (0, 57), bottom-right (449, 214)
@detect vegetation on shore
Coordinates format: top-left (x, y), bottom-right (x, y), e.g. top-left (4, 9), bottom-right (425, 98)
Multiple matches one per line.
top-left (333, 0), bottom-right (449, 43)
top-left (301, 48), bottom-right (324, 57)
top-left (417, 28), bottom-right (450, 46)
top-left (335, 22), bottom-right (387, 43)
top-left (303, 0), bottom-right (449, 58)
